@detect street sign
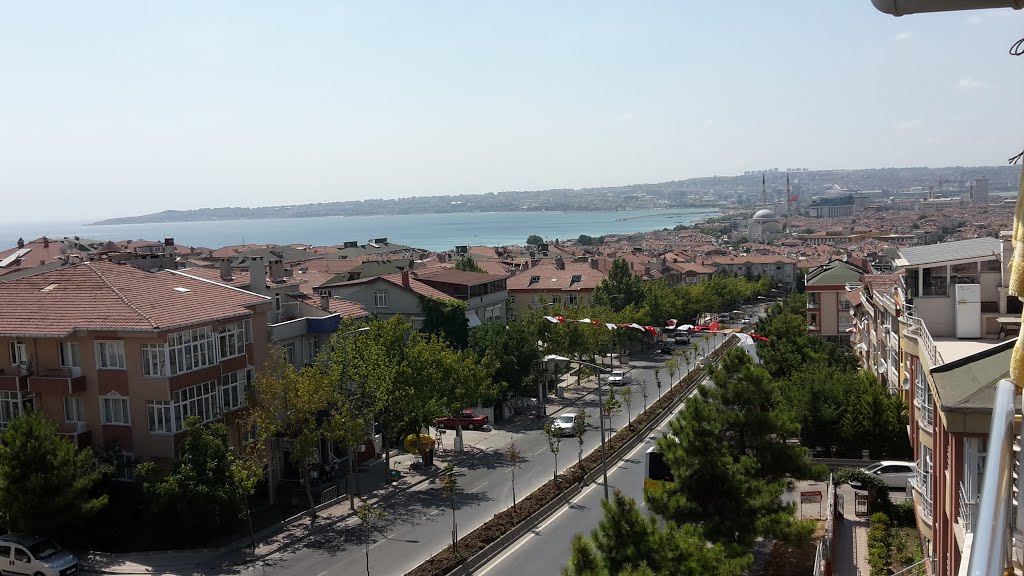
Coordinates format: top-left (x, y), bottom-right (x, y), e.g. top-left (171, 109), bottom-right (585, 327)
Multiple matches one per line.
top-left (800, 490), bottom-right (823, 503)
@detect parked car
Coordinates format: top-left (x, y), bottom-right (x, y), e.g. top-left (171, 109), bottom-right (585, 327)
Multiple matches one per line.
top-left (435, 410), bottom-right (488, 430)
top-left (659, 344), bottom-right (674, 355)
top-left (860, 461), bottom-right (916, 489)
top-left (675, 332), bottom-right (690, 344)
top-left (550, 412), bottom-right (582, 437)
top-left (0, 534), bottom-right (79, 576)
top-left (607, 370), bottom-right (628, 385)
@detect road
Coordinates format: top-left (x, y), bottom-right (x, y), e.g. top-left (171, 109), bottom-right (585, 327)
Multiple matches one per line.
top-left (473, 382), bottom-right (694, 576)
top-left (223, 335), bottom-right (728, 576)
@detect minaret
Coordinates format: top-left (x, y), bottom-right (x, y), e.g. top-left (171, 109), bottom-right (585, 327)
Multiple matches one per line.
top-left (761, 172), bottom-right (767, 209)
top-left (785, 172), bottom-right (791, 231)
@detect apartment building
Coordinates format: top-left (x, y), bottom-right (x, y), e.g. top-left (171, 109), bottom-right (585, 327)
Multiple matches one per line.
top-left (0, 261), bottom-right (270, 468)
top-left (706, 254), bottom-right (799, 287)
top-left (316, 270), bottom-right (457, 329)
top-left (413, 269), bottom-right (509, 325)
top-left (505, 260), bottom-right (605, 321)
top-left (847, 273), bottom-right (902, 392)
top-left (804, 260), bottom-right (865, 337)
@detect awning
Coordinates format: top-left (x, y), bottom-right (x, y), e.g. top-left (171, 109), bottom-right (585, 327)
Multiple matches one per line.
top-left (466, 310), bottom-right (482, 327)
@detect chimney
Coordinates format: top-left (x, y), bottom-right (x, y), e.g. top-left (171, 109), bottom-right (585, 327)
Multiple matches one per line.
top-left (554, 258), bottom-right (565, 270)
top-left (644, 265), bottom-right (651, 276)
top-left (42, 236), bottom-right (49, 248)
top-left (590, 258), bottom-right (599, 270)
top-left (320, 294), bottom-right (331, 312)
top-left (401, 270), bottom-right (411, 288)
top-left (219, 260), bottom-right (233, 281)
top-left (164, 237), bottom-right (174, 247)
top-left (16, 238), bottom-right (24, 249)
top-left (247, 257), bottom-right (267, 295)
top-left (269, 260), bottom-right (284, 282)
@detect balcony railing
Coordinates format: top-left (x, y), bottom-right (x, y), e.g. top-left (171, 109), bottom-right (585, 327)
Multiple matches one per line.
top-left (959, 481), bottom-right (978, 534)
top-left (904, 310), bottom-right (942, 369)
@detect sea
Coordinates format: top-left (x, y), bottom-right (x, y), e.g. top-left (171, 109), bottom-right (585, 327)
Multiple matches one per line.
top-left (0, 208), bottom-right (718, 253)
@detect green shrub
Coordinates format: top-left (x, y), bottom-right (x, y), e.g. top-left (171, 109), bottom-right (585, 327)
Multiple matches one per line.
top-left (867, 512), bottom-right (892, 576)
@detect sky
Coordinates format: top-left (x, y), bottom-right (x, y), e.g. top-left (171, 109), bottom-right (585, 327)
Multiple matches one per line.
top-left (2, 1), bottom-right (1024, 223)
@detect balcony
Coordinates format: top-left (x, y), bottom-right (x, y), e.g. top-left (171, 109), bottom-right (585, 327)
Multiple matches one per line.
top-left (57, 421), bottom-right (92, 449)
top-left (28, 367), bottom-right (86, 395)
top-left (959, 481), bottom-right (978, 534)
top-left (806, 300), bottom-right (820, 309)
top-left (912, 470), bottom-right (934, 523)
top-left (0, 366), bottom-right (28, 392)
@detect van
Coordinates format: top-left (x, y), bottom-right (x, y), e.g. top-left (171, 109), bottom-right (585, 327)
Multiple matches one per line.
top-left (0, 534), bottom-right (79, 576)
top-left (718, 313), bottom-right (730, 322)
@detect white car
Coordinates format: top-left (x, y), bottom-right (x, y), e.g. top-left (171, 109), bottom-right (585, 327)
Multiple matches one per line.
top-left (550, 413), bottom-right (582, 437)
top-left (0, 535), bottom-right (79, 576)
top-left (607, 370), bottom-right (628, 386)
top-left (861, 461), bottom-right (916, 489)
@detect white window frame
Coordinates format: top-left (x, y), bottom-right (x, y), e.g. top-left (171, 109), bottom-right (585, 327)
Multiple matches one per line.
top-left (63, 396), bottom-right (86, 423)
top-left (221, 369), bottom-right (249, 412)
top-left (58, 342), bottom-right (81, 368)
top-left (0, 391), bottom-right (21, 429)
top-left (172, 381), bottom-right (220, 431)
top-left (307, 337), bottom-right (319, 362)
top-left (374, 290), bottom-right (389, 308)
top-left (565, 293), bottom-right (579, 306)
top-left (147, 400), bottom-right (173, 434)
top-left (100, 395), bottom-right (131, 426)
top-left (284, 342), bottom-right (296, 366)
top-left (141, 344), bottom-right (167, 377)
top-left (96, 341), bottom-right (126, 370)
top-left (167, 327), bottom-right (217, 375)
top-left (218, 319), bottom-right (250, 360)
top-left (8, 342), bottom-right (27, 367)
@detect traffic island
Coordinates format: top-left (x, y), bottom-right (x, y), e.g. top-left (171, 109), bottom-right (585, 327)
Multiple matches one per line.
top-left (406, 336), bottom-right (740, 576)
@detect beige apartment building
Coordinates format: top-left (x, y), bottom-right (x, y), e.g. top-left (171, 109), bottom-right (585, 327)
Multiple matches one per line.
top-left (0, 261), bottom-right (270, 472)
top-left (505, 260), bottom-right (605, 321)
top-left (804, 260), bottom-right (865, 337)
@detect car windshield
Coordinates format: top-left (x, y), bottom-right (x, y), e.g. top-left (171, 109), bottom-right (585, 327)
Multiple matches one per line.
top-left (611, 371), bottom-right (624, 377)
top-left (27, 539), bottom-right (61, 561)
top-left (555, 415), bottom-right (574, 424)
top-left (863, 463), bottom-right (883, 473)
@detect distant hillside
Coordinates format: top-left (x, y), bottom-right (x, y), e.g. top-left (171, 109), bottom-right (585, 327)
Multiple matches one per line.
top-left (89, 165), bottom-right (1021, 225)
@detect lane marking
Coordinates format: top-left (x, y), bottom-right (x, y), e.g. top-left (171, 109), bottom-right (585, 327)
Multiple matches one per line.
top-left (532, 448), bottom-right (546, 456)
top-left (470, 481), bottom-right (488, 493)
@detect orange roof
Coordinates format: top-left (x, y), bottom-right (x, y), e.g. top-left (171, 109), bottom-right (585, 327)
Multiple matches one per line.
top-left (0, 261), bottom-right (268, 337)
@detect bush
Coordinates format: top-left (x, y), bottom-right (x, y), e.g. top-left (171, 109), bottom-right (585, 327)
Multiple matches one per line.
top-left (867, 512), bottom-right (891, 576)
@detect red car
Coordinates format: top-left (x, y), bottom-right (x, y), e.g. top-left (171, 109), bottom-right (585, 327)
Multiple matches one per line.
top-left (435, 410), bottom-right (489, 430)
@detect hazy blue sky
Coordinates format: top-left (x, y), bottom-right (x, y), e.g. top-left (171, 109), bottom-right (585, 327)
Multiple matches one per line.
top-left (2, 1), bottom-right (1023, 222)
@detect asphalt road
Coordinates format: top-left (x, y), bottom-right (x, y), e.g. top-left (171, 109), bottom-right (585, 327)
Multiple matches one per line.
top-left (472, 383), bottom-right (695, 576)
top-left (223, 335), bottom-right (726, 576)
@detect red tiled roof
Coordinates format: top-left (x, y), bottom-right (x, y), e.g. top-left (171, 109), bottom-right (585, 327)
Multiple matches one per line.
top-left (0, 261), bottom-right (268, 337)
top-left (380, 274), bottom-right (455, 301)
top-left (506, 263), bottom-right (604, 291)
top-left (328, 298), bottom-right (370, 318)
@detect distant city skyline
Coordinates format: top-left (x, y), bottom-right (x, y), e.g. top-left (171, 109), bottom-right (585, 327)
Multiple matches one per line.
top-left (3, 1), bottom-right (1023, 223)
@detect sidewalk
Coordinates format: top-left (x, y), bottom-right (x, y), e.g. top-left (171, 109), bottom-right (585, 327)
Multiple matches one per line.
top-left (833, 484), bottom-right (870, 576)
top-left (79, 368), bottom-right (621, 575)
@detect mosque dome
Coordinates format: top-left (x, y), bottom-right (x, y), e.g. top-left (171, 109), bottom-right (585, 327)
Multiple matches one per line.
top-left (752, 209), bottom-right (777, 220)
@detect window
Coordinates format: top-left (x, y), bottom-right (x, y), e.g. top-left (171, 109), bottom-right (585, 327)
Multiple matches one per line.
top-left (63, 396), bottom-right (85, 423)
top-left (307, 337), bottom-right (319, 362)
top-left (96, 341), bottom-right (126, 370)
top-left (13, 547), bottom-right (29, 563)
top-left (374, 290), bottom-right (389, 308)
top-left (284, 342), bottom-right (296, 365)
top-left (221, 369), bottom-right (249, 411)
top-left (0, 391), bottom-right (21, 429)
top-left (8, 341), bottom-right (27, 367)
top-left (100, 395), bottom-right (130, 426)
top-left (147, 400), bottom-right (172, 434)
top-left (528, 276), bottom-right (541, 286)
top-left (219, 319), bottom-right (250, 359)
top-left (570, 274), bottom-right (582, 285)
top-left (172, 381), bottom-right (219, 430)
top-left (167, 327), bottom-right (217, 375)
top-left (0, 547), bottom-right (9, 561)
top-left (141, 344), bottom-right (167, 377)
top-left (58, 342), bottom-right (80, 368)
top-left (565, 293), bottom-right (579, 306)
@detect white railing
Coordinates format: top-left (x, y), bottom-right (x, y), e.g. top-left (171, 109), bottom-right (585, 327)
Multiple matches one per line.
top-left (959, 480), bottom-right (978, 534)
top-left (966, 379), bottom-right (1016, 576)
top-left (904, 311), bottom-right (942, 368)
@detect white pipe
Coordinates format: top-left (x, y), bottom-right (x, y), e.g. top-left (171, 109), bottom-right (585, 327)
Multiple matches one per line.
top-left (871, 0), bottom-right (1024, 16)
top-left (967, 379), bottom-right (1016, 576)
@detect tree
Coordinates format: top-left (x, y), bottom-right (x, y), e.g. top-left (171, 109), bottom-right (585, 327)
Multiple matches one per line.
top-left (506, 439), bottom-right (524, 513)
top-left (0, 410), bottom-right (109, 535)
top-left (654, 369), bottom-right (662, 398)
top-left (640, 379), bottom-right (649, 411)
top-left (647, 348), bottom-right (817, 554)
top-left (622, 386), bottom-right (633, 426)
top-left (469, 320), bottom-right (541, 398)
top-left (421, 297), bottom-right (470, 350)
top-left (543, 419), bottom-right (563, 485)
top-left (578, 234), bottom-right (604, 246)
top-left (250, 346), bottom-right (366, 512)
top-left (573, 408), bottom-right (589, 470)
top-left (357, 499), bottom-right (387, 576)
top-left (136, 417), bottom-right (250, 546)
top-left (453, 255), bottom-right (486, 273)
top-left (592, 258), bottom-right (646, 312)
top-left (665, 358), bottom-right (678, 388)
top-left (441, 463), bottom-right (461, 553)
top-left (563, 490), bottom-right (748, 576)
top-left (603, 388), bottom-right (622, 428)
top-left (527, 234), bottom-right (544, 245)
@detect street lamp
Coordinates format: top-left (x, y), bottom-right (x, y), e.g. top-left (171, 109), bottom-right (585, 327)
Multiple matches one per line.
top-left (543, 354), bottom-right (611, 501)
